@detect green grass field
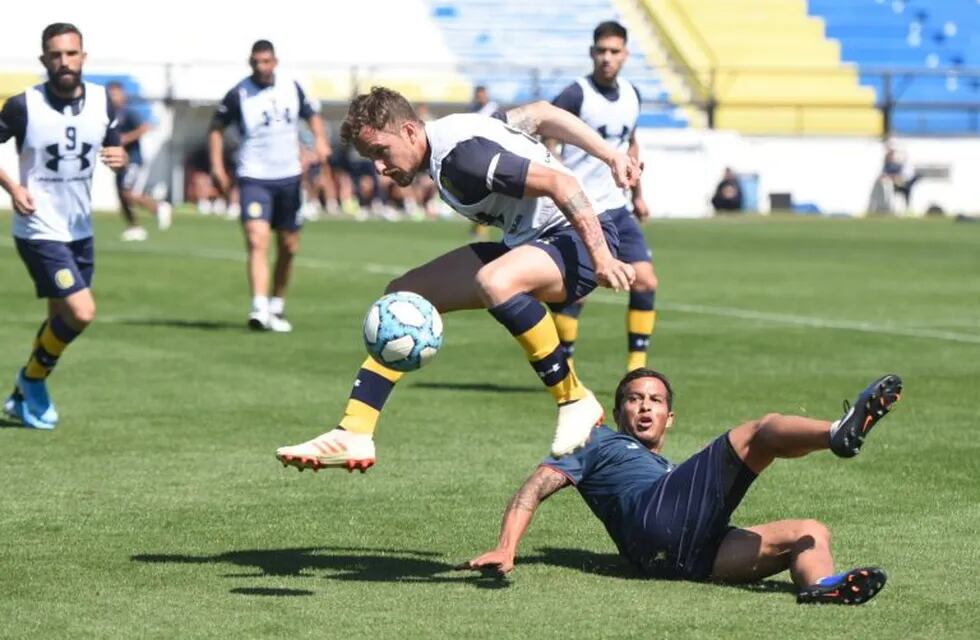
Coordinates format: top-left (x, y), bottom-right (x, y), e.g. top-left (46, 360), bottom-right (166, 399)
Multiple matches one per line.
top-left (1, 212), bottom-right (978, 639)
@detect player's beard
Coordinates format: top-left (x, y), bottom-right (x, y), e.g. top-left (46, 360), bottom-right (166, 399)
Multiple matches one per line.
top-left (48, 68), bottom-right (82, 95)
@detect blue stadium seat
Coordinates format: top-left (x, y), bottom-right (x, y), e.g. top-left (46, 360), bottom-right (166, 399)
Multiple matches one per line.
top-left (428, 0), bottom-right (687, 128)
top-left (809, 0), bottom-right (980, 133)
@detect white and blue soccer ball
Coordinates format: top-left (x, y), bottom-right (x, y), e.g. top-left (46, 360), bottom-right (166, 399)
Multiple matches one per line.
top-left (363, 291), bottom-right (443, 372)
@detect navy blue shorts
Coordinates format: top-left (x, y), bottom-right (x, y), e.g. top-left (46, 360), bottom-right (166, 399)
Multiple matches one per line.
top-left (606, 206), bottom-right (653, 264)
top-left (239, 176), bottom-right (303, 231)
top-left (632, 433), bottom-right (757, 581)
top-left (469, 214), bottom-right (620, 306)
top-left (15, 237), bottom-right (95, 299)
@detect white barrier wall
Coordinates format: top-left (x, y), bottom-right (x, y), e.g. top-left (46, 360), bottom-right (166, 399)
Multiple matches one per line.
top-left (636, 128), bottom-right (980, 218)
top-left (1, 115), bottom-right (978, 214)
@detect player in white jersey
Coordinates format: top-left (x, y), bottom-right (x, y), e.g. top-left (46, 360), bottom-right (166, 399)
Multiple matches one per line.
top-left (209, 40), bottom-right (330, 333)
top-left (275, 86), bottom-right (640, 472)
top-left (0, 23), bottom-right (126, 429)
top-left (550, 21), bottom-right (661, 373)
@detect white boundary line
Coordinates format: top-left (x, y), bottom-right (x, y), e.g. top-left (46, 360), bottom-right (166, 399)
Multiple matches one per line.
top-left (3, 238), bottom-right (980, 346)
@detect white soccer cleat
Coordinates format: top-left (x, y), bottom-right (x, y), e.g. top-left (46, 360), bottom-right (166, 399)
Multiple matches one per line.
top-left (551, 390), bottom-right (604, 457)
top-left (157, 201), bottom-right (173, 230)
top-left (248, 310), bottom-right (270, 331)
top-left (120, 226), bottom-right (148, 242)
top-left (276, 428), bottom-right (376, 473)
top-left (268, 314), bottom-right (293, 333)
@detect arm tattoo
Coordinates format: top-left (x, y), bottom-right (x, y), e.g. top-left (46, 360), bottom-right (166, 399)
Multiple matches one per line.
top-left (508, 469), bottom-right (568, 513)
top-left (505, 106), bottom-right (541, 135)
top-left (559, 189), bottom-right (605, 254)
top-left (558, 189), bottom-right (591, 218)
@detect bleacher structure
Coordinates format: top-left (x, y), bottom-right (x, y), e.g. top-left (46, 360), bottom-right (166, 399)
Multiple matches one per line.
top-left (2, 0), bottom-right (977, 136)
top-left (809, 0), bottom-right (980, 134)
top-left (428, 0), bottom-right (689, 127)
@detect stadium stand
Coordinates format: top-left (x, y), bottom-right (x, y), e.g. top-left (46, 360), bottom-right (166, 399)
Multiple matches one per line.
top-left (808, 0), bottom-right (980, 134)
top-left (427, 0), bottom-right (688, 127)
top-left (640, 0), bottom-right (882, 134)
top-left (0, 73), bottom-right (40, 107)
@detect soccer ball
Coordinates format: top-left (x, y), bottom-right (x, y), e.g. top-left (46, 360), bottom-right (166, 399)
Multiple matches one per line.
top-left (363, 292), bottom-right (443, 372)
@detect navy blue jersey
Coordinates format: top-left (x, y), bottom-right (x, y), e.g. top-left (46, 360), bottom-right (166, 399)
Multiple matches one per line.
top-left (542, 425), bottom-right (673, 560)
top-left (544, 427), bottom-right (757, 581)
top-left (117, 106), bottom-right (144, 164)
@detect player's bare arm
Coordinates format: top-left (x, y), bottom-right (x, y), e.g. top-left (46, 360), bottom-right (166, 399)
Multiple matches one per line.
top-left (524, 162), bottom-right (636, 291)
top-left (207, 127), bottom-right (231, 196)
top-left (628, 131), bottom-right (649, 221)
top-left (118, 123), bottom-right (149, 148)
top-left (460, 466), bottom-right (570, 575)
top-left (506, 101), bottom-right (641, 188)
top-left (0, 168), bottom-right (36, 214)
top-left (307, 114), bottom-right (332, 163)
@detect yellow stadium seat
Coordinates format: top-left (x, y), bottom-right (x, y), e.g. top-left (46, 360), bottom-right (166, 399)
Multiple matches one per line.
top-left (640, 0), bottom-right (881, 134)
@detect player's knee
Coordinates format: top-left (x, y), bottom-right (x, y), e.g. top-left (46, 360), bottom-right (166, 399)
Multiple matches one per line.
top-left (68, 302), bottom-right (96, 328)
top-left (279, 236), bottom-right (300, 257)
top-left (631, 273), bottom-right (657, 293)
top-left (756, 413), bottom-right (784, 434)
top-left (799, 519), bottom-right (831, 546)
top-left (474, 263), bottom-right (515, 303)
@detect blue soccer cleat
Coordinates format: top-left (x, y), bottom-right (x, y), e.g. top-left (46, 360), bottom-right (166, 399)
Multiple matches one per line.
top-left (3, 389), bottom-right (56, 430)
top-left (15, 369), bottom-right (59, 426)
top-left (829, 374), bottom-right (902, 458)
top-left (797, 567), bottom-right (887, 605)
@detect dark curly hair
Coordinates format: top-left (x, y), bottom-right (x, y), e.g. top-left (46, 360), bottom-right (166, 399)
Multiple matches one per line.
top-left (613, 368), bottom-right (674, 417)
top-left (340, 87), bottom-right (420, 147)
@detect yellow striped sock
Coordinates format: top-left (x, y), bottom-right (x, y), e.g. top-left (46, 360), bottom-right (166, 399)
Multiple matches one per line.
top-left (516, 315), bottom-right (586, 404)
top-left (338, 357), bottom-right (404, 435)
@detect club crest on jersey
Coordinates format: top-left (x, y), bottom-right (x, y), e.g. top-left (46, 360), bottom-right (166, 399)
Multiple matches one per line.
top-left (54, 268), bottom-right (75, 290)
top-left (247, 202), bottom-right (263, 218)
top-left (44, 143), bottom-right (93, 172)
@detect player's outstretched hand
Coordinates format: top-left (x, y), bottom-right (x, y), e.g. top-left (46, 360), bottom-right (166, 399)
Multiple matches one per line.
top-left (608, 153), bottom-right (642, 188)
top-left (10, 185), bottom-right (36, 215)
top-left (211, 168), bottom-right (232, 198)
top-left (632, 196), bottom-right (650, 222)
top-left (596, 257), bottom-right (636, 292)
top-left (99, 146), bottom-right (127, 170)
top-left (316, 139), bottom-right (332, 164)
top-left (455, 549), bottom-right (515, 576)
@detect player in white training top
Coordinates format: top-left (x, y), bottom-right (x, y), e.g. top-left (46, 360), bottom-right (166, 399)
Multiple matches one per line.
top-left (550, 21), bottom-right (661, 373)
top-left (275, 87), bottom-right (640, 473)
top-left (0, 23), bottom-right (127, 429)
top-left (209, 39), bottom-right (330, 333)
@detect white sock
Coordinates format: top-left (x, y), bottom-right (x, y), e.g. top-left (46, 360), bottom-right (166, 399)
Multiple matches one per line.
top-left (828, 419), bottom-right (841, 437)
top-left (252, 296), bottom-right (269, 314)
top-left (269, 297), bottom-right (285, 316)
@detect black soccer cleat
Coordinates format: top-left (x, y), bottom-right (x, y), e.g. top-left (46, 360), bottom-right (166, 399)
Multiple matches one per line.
top-left (829, 374), bottom-right (902, 458)
top-left (797, 567), bottom-right (887, 605)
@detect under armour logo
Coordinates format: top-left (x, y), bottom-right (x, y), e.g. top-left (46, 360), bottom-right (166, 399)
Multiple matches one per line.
top-left (536, 363), bottom-right (561, 379)
top-left (626, 443), bottom-right (640, 449)
top-left (45, 143), bottom-right (93, 172)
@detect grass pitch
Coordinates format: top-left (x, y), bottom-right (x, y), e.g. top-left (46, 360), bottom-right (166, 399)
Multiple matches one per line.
top-left (1, 212), bottom-right (978, 638)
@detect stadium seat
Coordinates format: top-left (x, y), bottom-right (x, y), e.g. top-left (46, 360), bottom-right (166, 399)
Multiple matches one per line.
top-left (640, 0), bottom-right (881, 135)
top-left (808, 0), bottom-right (980, 133)
top-left (427, 0), bottom-right (689, 127)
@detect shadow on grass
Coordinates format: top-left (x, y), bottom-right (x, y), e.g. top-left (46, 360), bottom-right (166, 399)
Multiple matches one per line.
top-left (133, 545), bottom-right (509, 594)
top-left (522, 547), bottom-right (796, 595)
top-left (521, 547), bottom-right (642, 579)
top-left (229, 587), bottom-right (314, 597)
top-left (112, 318), bottom-right (243, 331)
top-left (411, 382), bottom-right (539, 394)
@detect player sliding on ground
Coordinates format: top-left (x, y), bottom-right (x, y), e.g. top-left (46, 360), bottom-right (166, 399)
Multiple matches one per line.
top-left (460, 369), bottom-right (903, 605)
top-left (276, 87), bottom-right (641, 472)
